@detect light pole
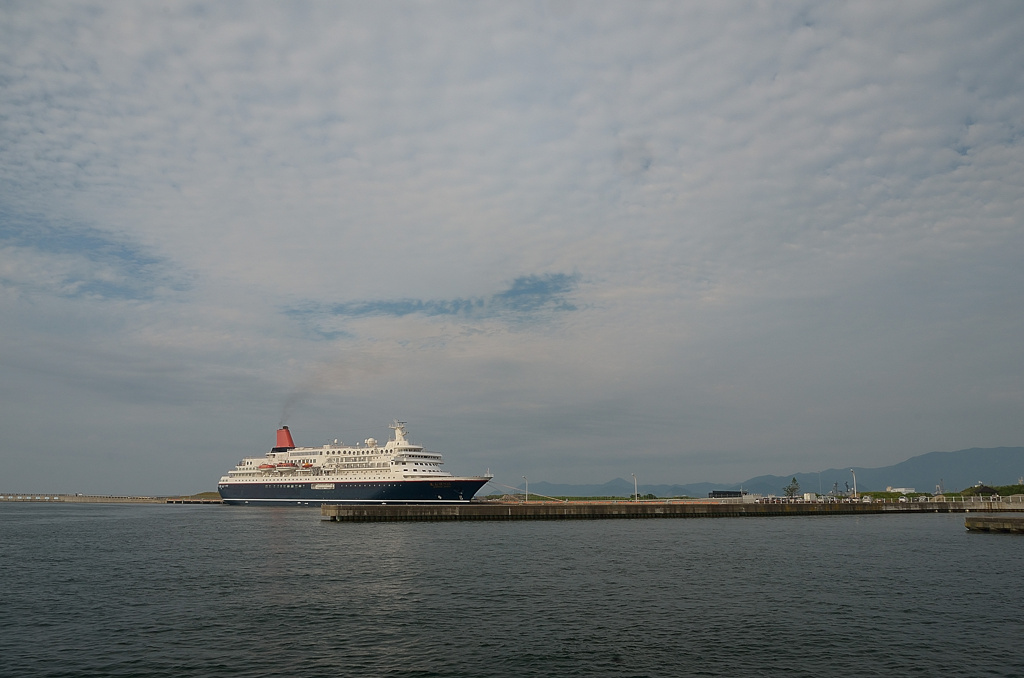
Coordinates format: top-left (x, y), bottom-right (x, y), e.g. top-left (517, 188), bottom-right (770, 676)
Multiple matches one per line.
top-left (632, 473), bottom-right (637, 502)
top-left (850, 468), bottom-right (857, 499)
top-left (522, 475), bottom-right (528, 503)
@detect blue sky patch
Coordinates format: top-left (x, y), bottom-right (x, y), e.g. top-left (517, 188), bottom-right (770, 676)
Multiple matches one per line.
top-left (288, 273), bottom-right (579, 335)
top-left (492, 273), bottom-right (578, 313)
top-left (0, 208), bottom-right (185, 301)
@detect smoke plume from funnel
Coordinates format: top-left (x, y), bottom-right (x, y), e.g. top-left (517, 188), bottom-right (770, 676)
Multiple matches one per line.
top-left (278, 353), bottom-right (385, 427)
top-left (279, 391), bottom-right (308, 428)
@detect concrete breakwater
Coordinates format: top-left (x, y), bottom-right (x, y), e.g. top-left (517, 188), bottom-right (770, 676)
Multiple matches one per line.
top-left (1, 493), bottom-right (163, 503)
top-left (1, 493), bottom-right (221, 504)
top-left (321, 500), bottom-right (1024, 522)
top-left (965, 516), bottom-right (1024, 533)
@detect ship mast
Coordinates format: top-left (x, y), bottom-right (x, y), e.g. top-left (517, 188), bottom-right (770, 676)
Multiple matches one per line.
top-left (389, 420), bottom-right (408, 444)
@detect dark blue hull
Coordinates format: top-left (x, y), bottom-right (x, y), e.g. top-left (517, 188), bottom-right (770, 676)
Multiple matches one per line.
top-left (218, 477), bottom-right (490, 506)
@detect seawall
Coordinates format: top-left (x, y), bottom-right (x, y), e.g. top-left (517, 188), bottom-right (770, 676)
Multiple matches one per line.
top-left (321, 500), bottom-right (1024, 522)
top-left (0, 493), bottom-right (220, 504)
top-left (965, 515), bottom-right (1024, 533)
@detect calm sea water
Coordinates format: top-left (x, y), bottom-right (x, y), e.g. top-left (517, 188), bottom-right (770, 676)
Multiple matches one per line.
top-left (1, 503), bottom-right (1021, 677)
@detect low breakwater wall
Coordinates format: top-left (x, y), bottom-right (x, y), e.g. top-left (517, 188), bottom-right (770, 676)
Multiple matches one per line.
top-left (965, 516), bottom-right (1024, 533)
top-left (321, 500), bottom-right (1024, 522)
top-left (1, 493), bottom-right (163, 503)
top-left (0, 494), bottom-right (220, 504)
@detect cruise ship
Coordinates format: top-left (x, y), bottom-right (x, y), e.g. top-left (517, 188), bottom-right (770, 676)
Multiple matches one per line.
top-left (217, 421), bottom-right (492, 506)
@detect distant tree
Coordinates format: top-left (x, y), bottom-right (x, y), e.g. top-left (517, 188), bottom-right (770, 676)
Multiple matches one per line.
top-left (783, 477), bottom-right (800, 498)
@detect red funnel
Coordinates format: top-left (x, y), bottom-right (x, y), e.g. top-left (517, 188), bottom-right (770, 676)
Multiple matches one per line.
top-left (276, 426), bottom-right (296, 450)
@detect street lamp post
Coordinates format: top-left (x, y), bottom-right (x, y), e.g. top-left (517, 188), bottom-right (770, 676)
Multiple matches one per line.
top-left (522, 475), bottom-right (528, 503)
top-left (632, 473), bottom-right (637, 502)
top-left (850, 469), bottom-right (857, 499)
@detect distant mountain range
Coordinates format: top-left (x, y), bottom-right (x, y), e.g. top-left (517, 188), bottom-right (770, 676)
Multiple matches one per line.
top-left (508, 447), bottom-right (1024, 499)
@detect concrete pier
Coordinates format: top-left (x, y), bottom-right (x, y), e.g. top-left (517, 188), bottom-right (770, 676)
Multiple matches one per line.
top-left (0, 493), bottom-right (164, 503)
top-left (0, 493), bottom-right (221, 504)
top-left (321, 500), bottom-right (1024, 522)
top-left (965, 516), bottom-right (1024, 533)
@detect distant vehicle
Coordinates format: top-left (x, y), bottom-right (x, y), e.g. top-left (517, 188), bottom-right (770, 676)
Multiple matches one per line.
top-left (899, 495), bottom-right (908, 503)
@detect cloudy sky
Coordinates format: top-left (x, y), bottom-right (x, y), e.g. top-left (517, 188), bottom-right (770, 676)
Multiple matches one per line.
top-left (2, 1), bottom-right (1022, 495)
